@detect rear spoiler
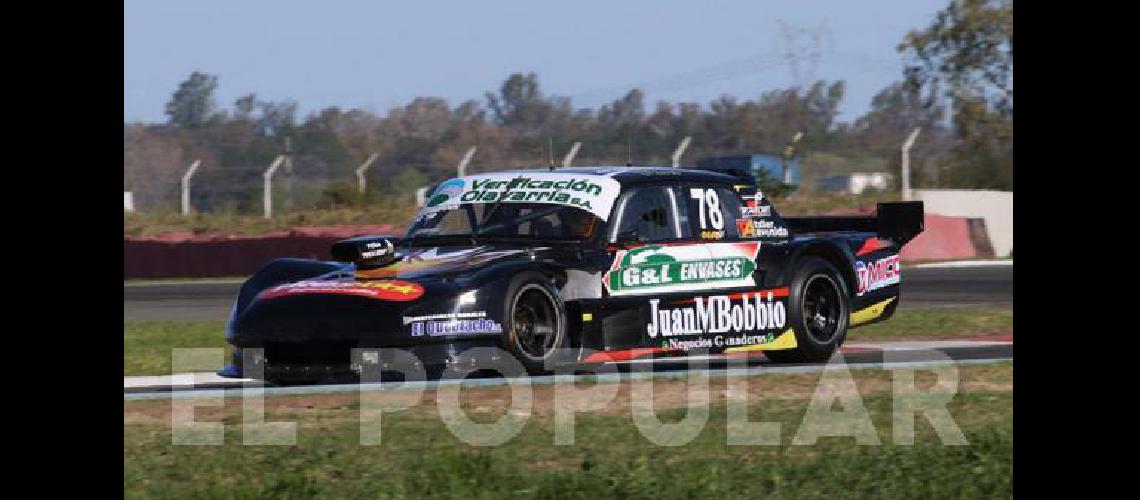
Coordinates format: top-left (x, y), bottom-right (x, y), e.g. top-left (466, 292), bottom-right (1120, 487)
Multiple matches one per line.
top-left (782, 201), bottom-right (925, 246)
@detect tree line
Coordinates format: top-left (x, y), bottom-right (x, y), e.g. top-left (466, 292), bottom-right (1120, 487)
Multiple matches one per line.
top-left (124, 0), bottom-right (1010, 213)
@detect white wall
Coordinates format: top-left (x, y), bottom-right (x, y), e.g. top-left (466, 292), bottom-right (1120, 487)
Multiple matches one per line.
top-left (914, 189), bottom-right (1013, 257)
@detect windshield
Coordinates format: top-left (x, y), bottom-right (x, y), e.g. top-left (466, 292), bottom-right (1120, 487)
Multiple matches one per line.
top-left (404, 172), bottom-right (621, 242)
top-left (406, 203), bottom-right (601, 241)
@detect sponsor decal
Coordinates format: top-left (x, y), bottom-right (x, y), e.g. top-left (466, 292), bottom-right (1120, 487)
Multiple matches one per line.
top-left (700, 229), bottom-right (725, 240)
top-left (410, 318), bottom-right (502, 337)
top-left (604, 242), bottom-right (760, 296)
top-left (360, 240), bottom-right (395, 260)
top-left (427, 179), bottom-right (466, 207)
top-left (736, 219), bottom-right (756, 238)
top-left (259, 279), bottom-right (425, 301)
top-left (856, 255), bottom-right (901, 295)
top-left (581, 328), bottom-right (795, 361)
top-left (722, 328), bottom-right (798, 352)
top-left (419, 173), bottom-right (621, 220)
top-left (646, 290), bottom-right (789, 352)
top-left (402, 311), bottom-right (489, 325)
top-left (741, 204), bottom-right (771, 218)
top-left (461, 178), bottom-right (600, 210)
top-left (662, 332), bottom-right (780, 352)
top-left (646, 291), bottom-right (787, 338)
top-left (752, 219), bottom-right (789, 238)
top-left (744, 191), bottom-right (765, 208)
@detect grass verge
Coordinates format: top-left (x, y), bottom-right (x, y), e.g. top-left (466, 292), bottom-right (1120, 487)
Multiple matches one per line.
top-left (853, 307), bottom-right (1012, 341)
top-left (124, 206), bottom-right (415, 237)
top-left (124, 362), bottom-right (1012, 498)
top-left (124, 321), bottom-right (228, 376)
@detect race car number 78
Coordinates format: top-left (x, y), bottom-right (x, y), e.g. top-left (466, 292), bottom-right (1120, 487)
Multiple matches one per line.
top-left (689, 188), bottom-right (723, 230)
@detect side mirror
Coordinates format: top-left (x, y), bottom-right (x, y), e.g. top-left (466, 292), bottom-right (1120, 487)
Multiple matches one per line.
top-left (614, 230), bottom-right (640, 247)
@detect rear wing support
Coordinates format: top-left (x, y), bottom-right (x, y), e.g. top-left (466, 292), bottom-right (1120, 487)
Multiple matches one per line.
top-left (782, 201), bottom-right (925, 246)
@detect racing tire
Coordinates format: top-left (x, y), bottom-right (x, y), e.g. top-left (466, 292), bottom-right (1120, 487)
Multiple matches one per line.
top-left (502, 272), bottom-right (570, 375)
top-left (765, 257), bottom-right (851, 364)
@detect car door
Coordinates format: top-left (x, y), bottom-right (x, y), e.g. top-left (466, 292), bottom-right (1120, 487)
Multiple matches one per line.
top-left (681, 183), bottom-right (763, 291)
top-left (602, 185), bottom-right (710, 297)
top-left (669, 183), bottom-right (791, 352)
top-left (596, 185), bottom-right (709, 348)
top-left (638, 183), bottom-right (774, 350)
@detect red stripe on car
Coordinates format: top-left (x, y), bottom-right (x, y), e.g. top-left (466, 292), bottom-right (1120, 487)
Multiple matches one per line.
top-left (582, 347), bottom-right (673, 363)
top-left (855, 237), bottom-right (889, 256)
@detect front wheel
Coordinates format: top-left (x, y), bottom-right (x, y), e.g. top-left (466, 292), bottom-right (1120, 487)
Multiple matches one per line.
top-left (502, 273), bottom-right (569, 374)
top-left (765, 257), bottom-right (850, 363)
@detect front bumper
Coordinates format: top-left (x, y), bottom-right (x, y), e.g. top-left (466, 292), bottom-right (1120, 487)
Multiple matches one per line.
top-left (222, 278), bottom-right (513, 382)
top-left (218, 338), bottom-right (505, 382)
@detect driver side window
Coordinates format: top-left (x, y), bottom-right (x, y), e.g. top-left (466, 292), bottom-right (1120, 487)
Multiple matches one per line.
top-left (612, 187), bottom-right (679, 243)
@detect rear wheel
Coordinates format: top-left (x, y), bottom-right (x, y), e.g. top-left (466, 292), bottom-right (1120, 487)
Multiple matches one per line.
top-left (765, 257), bottom-right (850, 363)
top-left (502, 273), bottom-right (568, 374)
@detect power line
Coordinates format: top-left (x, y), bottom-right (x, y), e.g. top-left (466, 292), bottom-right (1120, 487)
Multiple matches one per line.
top-left (777, 20), bottom-right (835, 89)
top-left (567, 22), bottom-right (859, 107)
top-left (568, 51), bottom-right (787, 104)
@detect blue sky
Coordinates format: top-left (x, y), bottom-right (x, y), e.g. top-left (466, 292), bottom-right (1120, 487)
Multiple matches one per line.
top-left (124, 0), bottom-right (948, 124)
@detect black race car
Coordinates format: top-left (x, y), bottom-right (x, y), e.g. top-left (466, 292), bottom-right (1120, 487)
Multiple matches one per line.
top-left (219, 166), bottom-right (922, 382)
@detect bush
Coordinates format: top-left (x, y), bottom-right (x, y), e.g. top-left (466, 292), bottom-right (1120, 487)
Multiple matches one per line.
top-left (317, 180), bottom-right (364, 209)
top-left (755, 168), bottom-right (796, 198)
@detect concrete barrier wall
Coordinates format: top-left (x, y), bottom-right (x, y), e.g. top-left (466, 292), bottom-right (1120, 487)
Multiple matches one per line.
top-left (124, 225), bottom-right (397, 279)
top-left (900, 214), bottom-right (984, 261)
top-left (125, 236), bottom-right (337, 279)
top-left (914, 189), bottom-right (1012, 257)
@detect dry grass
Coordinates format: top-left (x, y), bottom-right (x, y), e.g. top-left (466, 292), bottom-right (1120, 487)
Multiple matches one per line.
top-left (771, 191), bottom-right (900, 216)
top-left (124, 206), bottom-right (416, 237)
top-left (123, 362), bottom-right (1013, 498)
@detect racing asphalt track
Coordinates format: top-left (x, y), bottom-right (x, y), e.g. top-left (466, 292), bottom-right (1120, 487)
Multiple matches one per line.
top-left (123, 262), bottom-right (1013, 322)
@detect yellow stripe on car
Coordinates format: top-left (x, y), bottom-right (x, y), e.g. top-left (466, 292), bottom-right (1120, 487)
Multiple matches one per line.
top-left (724, 328), bottom-right (797, 352)
top-left (849, 297), bottom-right (897, 327)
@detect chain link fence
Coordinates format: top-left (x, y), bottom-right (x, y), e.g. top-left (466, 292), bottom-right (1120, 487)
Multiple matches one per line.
top-left (134, 153), bottom-right (688, 216)
top-left (158, 156), bottom-right (436, 215)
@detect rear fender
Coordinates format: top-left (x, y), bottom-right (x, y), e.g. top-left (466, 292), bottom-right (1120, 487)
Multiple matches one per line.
top-left (780, 240), bottom-right (859, 296)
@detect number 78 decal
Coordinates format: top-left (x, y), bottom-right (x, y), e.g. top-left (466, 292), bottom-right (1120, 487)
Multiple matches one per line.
top-left (689, 188), bottom-right (724, 230)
